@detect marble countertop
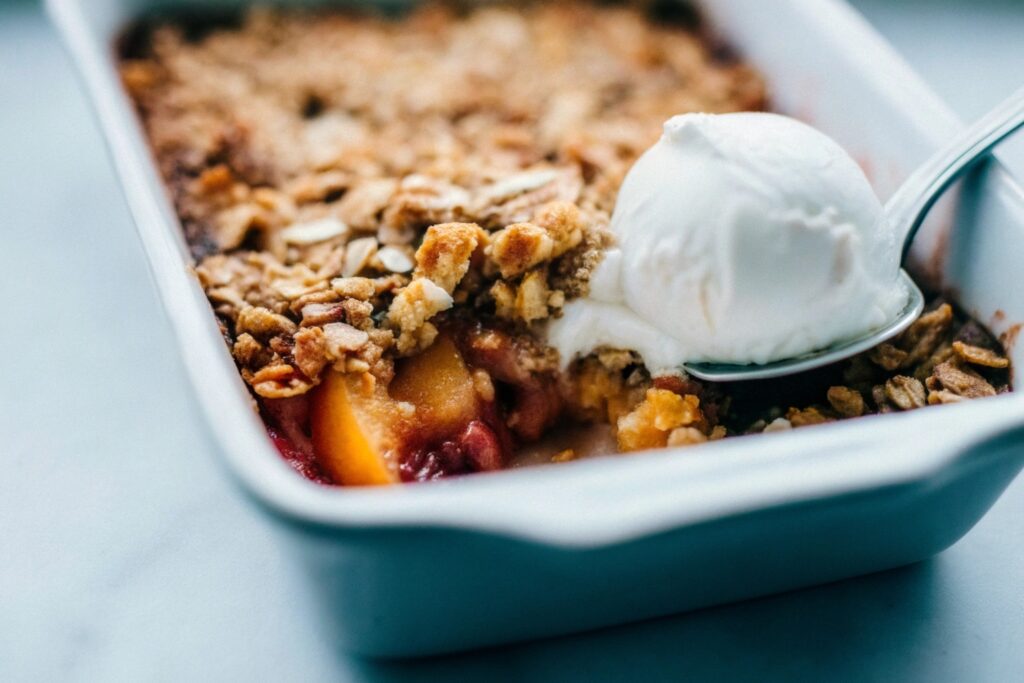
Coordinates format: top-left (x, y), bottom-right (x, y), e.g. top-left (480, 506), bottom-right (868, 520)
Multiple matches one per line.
top-left (3, 1), bottom-right (1022, 680)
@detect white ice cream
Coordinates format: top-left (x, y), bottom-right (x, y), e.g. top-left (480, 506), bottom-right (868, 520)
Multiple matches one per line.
top-left (548, 112), bottom-right (908, 373)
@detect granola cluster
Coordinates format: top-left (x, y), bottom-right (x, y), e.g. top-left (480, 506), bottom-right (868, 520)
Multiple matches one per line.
top-left (569, 350), bottom-right (727, 452)
top-left (773, 303), bottom-right (1009, 430)
top-left (122, 1), bottom-right (765, 399)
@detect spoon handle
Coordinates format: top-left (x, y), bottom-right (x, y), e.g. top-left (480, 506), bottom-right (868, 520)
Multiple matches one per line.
top-left (886, 85), bottom-right (1024, 262)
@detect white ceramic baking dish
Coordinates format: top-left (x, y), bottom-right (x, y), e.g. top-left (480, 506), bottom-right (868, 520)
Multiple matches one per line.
top-left (48, 0), bottom-right (1024, 657)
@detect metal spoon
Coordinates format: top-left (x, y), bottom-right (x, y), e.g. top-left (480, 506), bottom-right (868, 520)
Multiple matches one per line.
top-left (683, 86), bottom-right (1024, 382)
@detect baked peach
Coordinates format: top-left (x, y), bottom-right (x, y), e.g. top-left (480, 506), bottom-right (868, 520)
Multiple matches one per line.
top-left (390, 335), bottom-right (480, 438)
top-left (310, 371), bottom-right (400, 486)
top-left (309, 332), bottom-right (516, 484)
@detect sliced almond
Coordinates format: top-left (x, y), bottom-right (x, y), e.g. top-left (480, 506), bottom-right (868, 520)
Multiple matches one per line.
top-left (280, 217), bottom-right (349, 245)
top-left (479, 169), bottom-right (558, 203)
top-left (271, 279), bottom-right (323, 300)
top-left (417, 278), bottom-right (455, 310)
top-left (377, 223), bottom-right (416, 246)
top-left (323, 322), bottom-right (370, 356)
top-left (342, 237), bottom-right (378, 277)
top-left (376, 246), bottom-right (414, 273)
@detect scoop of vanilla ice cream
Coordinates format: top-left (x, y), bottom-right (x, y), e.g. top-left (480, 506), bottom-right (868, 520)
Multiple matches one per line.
top-left (548, 112), bottom-right (908, 373)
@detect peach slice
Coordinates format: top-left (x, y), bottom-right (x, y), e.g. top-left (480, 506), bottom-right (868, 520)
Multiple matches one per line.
top-left (310, 371), bottom-right (400, 486)
top-left (390, 335), bottom-right (480, 439)
top-left (311, 335), bottom-right (486, 486)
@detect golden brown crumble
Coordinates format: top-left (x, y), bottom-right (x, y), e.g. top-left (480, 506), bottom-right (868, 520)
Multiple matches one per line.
top-left (568, 298), bottom-right (1010, 447)
top-left (414, 222), bottom-right (486, 294)
top-left (386, 277), bottom-right (454, 355)
top-left (617, 389), bottom-right (702, 452)
top-left (826, 386), bottom-right (865, 418)
top-left (124, 1), bottom-right (765, 400)
top-left (123, 2), bottom-right (1009, 480)
top-left (488, 222), bottom-right (556, 279)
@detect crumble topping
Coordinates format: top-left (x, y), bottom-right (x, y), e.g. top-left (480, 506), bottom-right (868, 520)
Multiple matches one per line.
top-left (413, 222), bottom-right (486, 294)
top-left (122, 2), bottom-right (1009, 483)
top-left (570, 299), bottom-right (1009, 452)
top-left (387, 277), bottom-right (454, 354)
top-left (617, 389), bottom-right (702, 452)
top-left (127, 1), bottom-right (766, 399)
top-left (825, 386), bottom-right (865, 418)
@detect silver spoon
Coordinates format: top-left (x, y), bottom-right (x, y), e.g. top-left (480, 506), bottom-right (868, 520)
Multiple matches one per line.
top-left (683, 86), bottom-right (1024, 382)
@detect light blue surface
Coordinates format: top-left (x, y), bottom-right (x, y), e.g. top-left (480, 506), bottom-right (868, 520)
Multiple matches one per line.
top-left (2, 0), bottom-right (1023, 680)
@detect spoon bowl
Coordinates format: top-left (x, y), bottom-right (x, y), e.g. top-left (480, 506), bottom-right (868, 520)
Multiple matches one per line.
top-left (684, 270), bottom-right (923, 381)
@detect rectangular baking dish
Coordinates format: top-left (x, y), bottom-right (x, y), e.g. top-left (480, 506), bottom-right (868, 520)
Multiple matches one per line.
top-left (49, 0), bottom-right (1024, 657)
